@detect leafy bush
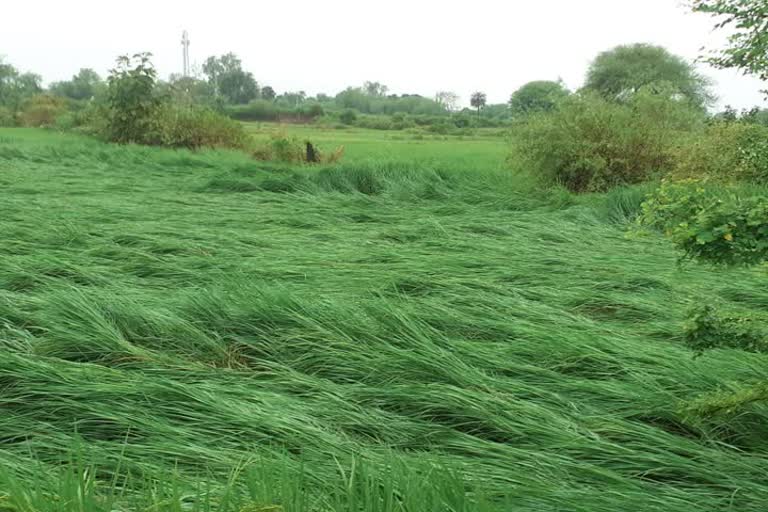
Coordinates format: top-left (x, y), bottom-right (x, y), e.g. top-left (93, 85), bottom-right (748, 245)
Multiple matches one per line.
top-left (685, 305), bottom-right (767, 355)
top-left (147, 105), bottom-right (250, 150)
top-left (252, 132), bottom-right (344, 164)
top-left (510, 91), bottom-right (701, 192)
top-left (639, 180), bottom-right (768, 265)
top-left (674, 121), bottom-right (768, 183)
top-left (104, 53), bottom-right (162, 144)
top-left (226, 100), bottom-right (279, 121)
top-left (0, 106), bottom-right (15, 127)
top-left (339, 109), bottom-right (357, 125)
top-left (17, 94), bottom-right (68, 127)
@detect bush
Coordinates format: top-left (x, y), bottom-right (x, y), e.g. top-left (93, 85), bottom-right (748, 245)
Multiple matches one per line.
top-left (684, 305), bottom-right (767, 355)
top-left (226, 100), bottom-right (279, 122)
top-left (510, 91), bottom-right (701, 192)
top-left (674, 122), bottom-right (768, 183)
top-left (147, 105), bottom-right (250, 150)
top-left (252, 132), bottom-right (344, 164)
top-left (17, 94), bottom-right (68, 127)
top-left (639, 180), bottom-right (768, 266)
top-left (339, 109), bottom-right (357, 125)
top-left (104, 53), bottom-right (162, 144)
top-left (0, 106), bottom-right (15, 127)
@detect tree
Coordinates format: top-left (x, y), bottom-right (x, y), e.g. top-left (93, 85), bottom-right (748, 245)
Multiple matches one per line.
top-left (0, 58), bottom-right (42, 110)
top-left (509, 80), bottom-right (569, 118)
top-left (470, 91), bottom-right (487, 117)
top-left (202, 53), bottom-right (258, 104)
top-left (49, 68), bottom-right (103, 101)
top-left (691, 0), bottom-right (768, 86)
top-left (105, 53), bottom-right (161, 143)
top-left (584, 43), bottom-right (714, 109)
top-left (435, 91), bottom-right (460, 112)
top-left (261, 85), bottom-right (276, 101)
top-left (363, 81), bottom-right (388, 97)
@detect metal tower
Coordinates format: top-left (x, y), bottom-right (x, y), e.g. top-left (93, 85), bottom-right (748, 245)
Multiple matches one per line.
top-left (181, 30), bottom-right (190, 77)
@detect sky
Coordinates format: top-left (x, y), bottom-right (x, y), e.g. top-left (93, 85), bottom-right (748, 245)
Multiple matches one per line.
top-left (2, 0), bottom-right (765, 110)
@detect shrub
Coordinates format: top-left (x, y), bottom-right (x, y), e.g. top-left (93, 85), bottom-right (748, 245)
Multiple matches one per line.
top-left (684, 305), bottom-right (767, 355)
top-left (147, 105), bottom-right (250, 150)
top-left (673, 122), bottom-right (768, 183)
top-left (104, 53), bottom-right (162, 144)
top-left (17, 94), bottom-right (68, 127)
top-left (510, 91), bottom-right (701, 192)
top-left (339, 109), bottom-right (357, 125)
top-left (639, 180), bottom-right (768, 266)
top-left (0, 106), bottom-right (15, 127)
top-left (252, 132), bottom-right (344, 164)
top-left (226, 100), bottom-right (279, 122)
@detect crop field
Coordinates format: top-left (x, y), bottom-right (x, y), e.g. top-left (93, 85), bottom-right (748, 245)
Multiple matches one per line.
top-left (1, 127), bottom-right (767, 511)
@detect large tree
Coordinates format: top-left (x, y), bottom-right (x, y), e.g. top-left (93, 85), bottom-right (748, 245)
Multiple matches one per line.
top-left (49, 68), bottom-right (103, 101)
top-left (470, 91), bottom-right (487, 117)
top-left (202, 53), bottom-right (258, 104)
top-left (435, 91), bottom-right (460, 112)
top-left (691, 0), bottom-right (768, 86)
top-left (584, 43), bottom-right (714, 109)
top-left (509, 80), bottom-right (569, 117)
top-left (0, 58), bottom-right (42, 109)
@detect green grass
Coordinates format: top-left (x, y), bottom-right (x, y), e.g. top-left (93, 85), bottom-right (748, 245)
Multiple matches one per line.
top-left (243, 123), bottom-right (509, 170)
top-left (1, 128), bottom-right (768, 511)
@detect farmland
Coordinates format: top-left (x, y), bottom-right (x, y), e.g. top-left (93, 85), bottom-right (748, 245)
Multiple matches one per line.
top-left (1, 126), bottom-right (768, 511)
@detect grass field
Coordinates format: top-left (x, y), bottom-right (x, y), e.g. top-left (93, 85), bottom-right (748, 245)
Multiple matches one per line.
top-left (243, 123), bottom-right (509, 170)
top-left (1, 127), bottom-right (768, 511)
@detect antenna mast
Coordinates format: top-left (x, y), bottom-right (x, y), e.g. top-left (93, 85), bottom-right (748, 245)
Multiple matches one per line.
top-left (181, 30), bottom-right (190, 77)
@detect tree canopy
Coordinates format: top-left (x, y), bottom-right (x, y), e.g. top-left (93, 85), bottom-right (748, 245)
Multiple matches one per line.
top-left (692, 0), bottom-right (768, 87)
top-left (584, 43), bottom-right (714, 109)
top-left (509, 80), bottom-right (570, 117)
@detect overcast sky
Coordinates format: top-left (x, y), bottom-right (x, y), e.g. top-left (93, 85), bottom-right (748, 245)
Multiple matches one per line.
top-left (2, 0), bottom-right (765, 109)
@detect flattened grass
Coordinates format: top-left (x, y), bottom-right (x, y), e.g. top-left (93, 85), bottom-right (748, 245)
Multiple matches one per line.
top-left (1, 129), bottom-right (767, 511)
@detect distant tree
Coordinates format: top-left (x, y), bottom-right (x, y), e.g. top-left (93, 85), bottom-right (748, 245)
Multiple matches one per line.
top-left (260, 85), bottom-right (276, 101)
top-left (202, 53), bottom-right (258, 104)
top-left (470, 91), bottom-right (487, 117)
top-left (691, 0), bottom-right (768, 88)
top-left (435, 91), bottom-right (460, 112)
top-left (0, 58), bottom-right (42, 110)
top-left (364, 81), bottom-right (389, 97)
top-left (166, 74), bottom-right (215, 106)
top-left (509, 80), bottom-right (569, 117)
top-left (278, 91), bottom-right (306, 108)
top-left (49, 68), bottom-right (103, 101)
top-left (584, 43), bottom-right (714, 109)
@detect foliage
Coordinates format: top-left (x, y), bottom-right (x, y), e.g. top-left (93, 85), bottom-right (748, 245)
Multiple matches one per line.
top-left (470, 91), bottom-right (487, 115)
top-left (147, 104), bottom-right (250, 150)
top-left (17, 94), bottom-right (68, 127)
top-left (339, 108), bottom-right (358, 124)
top-left (692, 0), bottom-right (768, 87)
top-left (203, 53), bottom-right (259, 104)
top-left (104, 53), bottom-right (162, 144)
top-left (251, 131), bottom-right (344, 164)
top-left (639, 180), bottom-right (768, 265)
top-left (49, 68), bottom-right (103, 101)
top-left (0, 106), bottom-right (14, 126)
top-left (435, 91), bottom-right (460, 112)
top-left (673, 121), bottom-right (768, 182)
top-left (510, 90), bottom-right (702, 192)
top-left (584, 43), bottom-right (715, 109)
top-left (0, 58), bottom-right (42, 111)
top-left (509, 80), bottom-right (570, 118)
top-left (261, 85), bottom-right (276, 101)
top-left (684, 305), bottom-right (768, 355)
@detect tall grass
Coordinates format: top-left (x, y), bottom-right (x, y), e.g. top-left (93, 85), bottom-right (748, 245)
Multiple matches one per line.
top-left (1, 129), bottom-right (768, 511)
